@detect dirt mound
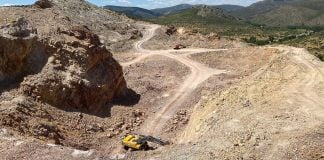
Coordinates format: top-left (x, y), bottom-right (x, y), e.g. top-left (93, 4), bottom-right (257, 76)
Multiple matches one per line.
top-left (35, 0), bottom-right (53, 9)
top-left (41, 0), bottom-right (142, 54)
top-left (0, 15), bottom-right (126, 113)
top-left (155, 47), bottom-right (324, 160)
top-left (0, 96), bottom-right (63, 144)
top-left (0, 0), bottom-right (132, 149)
top-left (142, 26), bottom-right (240, 50)
top-left (165, 25), bottom-right (177, 36)
top-left (2, 2), bottom-right (323, 159)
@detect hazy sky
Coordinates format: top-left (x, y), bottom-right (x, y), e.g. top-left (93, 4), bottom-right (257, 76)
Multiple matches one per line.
top-left (0, 0), bottom-right (262, 9)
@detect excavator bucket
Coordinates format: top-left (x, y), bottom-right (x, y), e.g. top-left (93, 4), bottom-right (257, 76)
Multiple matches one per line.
top-left (141, 135), bottom-right (169, 145)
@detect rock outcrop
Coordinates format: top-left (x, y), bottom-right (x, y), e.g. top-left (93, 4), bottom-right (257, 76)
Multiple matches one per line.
top-left (34, 0), bottom-right (53, 9)
top-left (166, 25), bottom-right (177, 36)
top-left (0, 1), bottom-right (127, 114)
top-left (0, 18), bottom-right (40, 81)
top-left (0, 0), bottom-right (140, 151)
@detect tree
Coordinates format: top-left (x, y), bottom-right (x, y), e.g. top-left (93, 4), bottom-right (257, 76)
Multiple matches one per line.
top-left (249, 36), bottom-right (257, 43)
top-left (269, 36), bottom-right (275, 42)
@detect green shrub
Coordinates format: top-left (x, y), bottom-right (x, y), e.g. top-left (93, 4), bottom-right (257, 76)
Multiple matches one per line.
top-left (269, 36), bottom-right (275, 42)
top-left (315, 52), bottom-right (324, 61)
top-left (246, 36), bottom-right (257, 43)
top-left (256, 40), bottom-right (270, 45)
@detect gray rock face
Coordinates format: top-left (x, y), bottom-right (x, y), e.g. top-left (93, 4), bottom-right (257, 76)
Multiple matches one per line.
top-left (0, 16), bottom-right (127, 114)
top-left (0, 18), bottom-right (42, 81)
top-left (1, 18), bottom-right (36, 38)
top-left (0, 0), bottom-right (137, 154)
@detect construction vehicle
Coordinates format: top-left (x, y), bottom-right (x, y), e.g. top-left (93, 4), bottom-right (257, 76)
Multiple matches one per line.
top-left (122, 134), bottom-right (169, 150)
top-left (174, 44), bottom-right (186, 50)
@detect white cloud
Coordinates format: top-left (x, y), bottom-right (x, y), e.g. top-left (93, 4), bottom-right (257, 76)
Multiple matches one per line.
top-left (117, 0), bottom-right (131, 4)
top-left (0, 3), bottom-right (16, 6)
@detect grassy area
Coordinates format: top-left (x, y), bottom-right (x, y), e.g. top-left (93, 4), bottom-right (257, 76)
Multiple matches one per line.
top-left (282, 30), bottom-right (324, 61)
top-left (238, 25), bottom-right (324, 61)
top-left (149, 9), bottom-right (324, 61)
top-left (150, 8), bottom-right (258, 35)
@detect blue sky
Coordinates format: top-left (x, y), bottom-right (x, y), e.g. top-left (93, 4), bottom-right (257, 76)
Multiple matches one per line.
top-left (0, 0), bottom-right (262, 9)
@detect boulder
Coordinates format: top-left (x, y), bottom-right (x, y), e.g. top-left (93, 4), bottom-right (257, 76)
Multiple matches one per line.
top-left (0, 18), bottom-right (127, 115)
top-left (34, 0), bottom-right (53, 9)
top-left (166, 25), bottom-right (177, 36)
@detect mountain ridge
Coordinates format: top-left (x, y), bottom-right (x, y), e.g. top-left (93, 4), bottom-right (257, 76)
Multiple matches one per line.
top-left (104, 0), bottom-right (324, 26)
top-left (104, 5), bottom-right (160, 19)
top-left (233, 0), bottom-right (324, 26)
top-left (151, 4), bottom-right (193, 15)
top-left (104, 3), bottom-right (245, 20)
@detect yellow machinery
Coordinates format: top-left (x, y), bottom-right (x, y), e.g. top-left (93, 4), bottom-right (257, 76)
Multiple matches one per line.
top-left (122, 134), bottom-right (169, 150)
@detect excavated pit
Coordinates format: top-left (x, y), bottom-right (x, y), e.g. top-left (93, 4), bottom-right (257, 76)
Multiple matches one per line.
top-left (0, 13), bottom-right (132, 149)
top-left (0, 18), bottom-right (49, 92)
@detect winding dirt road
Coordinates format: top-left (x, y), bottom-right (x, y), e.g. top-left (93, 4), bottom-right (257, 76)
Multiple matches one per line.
top-left (122, 25), bottom-right (227, 135)
top-left (282, 47), bottom-right (324, 120)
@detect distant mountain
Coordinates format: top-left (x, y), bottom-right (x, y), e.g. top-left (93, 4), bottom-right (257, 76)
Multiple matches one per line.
top-left (152, 5), bottom-right (251, 34)
top-left (104, 5), bottom-right (160, 19)
top-left (232, 0), bottom-right (290, 18)
top-left (233, 0), bottom-right (324, 26)
top-left (215, 5), bottom-right (244, 12)
top-left (104, 1), bottom-right (324, 27)
top-left (152, 4), bottom-right (192, 15)
top-left (188, 5), bottom-right (240, 20)
top-left (151, 4), bottom-right (244, 15)
top-left (104, 4), bottom-right (244, 20)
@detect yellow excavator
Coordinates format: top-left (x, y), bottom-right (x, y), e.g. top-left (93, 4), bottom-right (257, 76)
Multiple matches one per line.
top-left (122, 134), bottom-right (169, 150)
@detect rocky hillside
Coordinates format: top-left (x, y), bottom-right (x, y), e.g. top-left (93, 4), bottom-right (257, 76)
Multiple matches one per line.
top-left (102, 1), bottom-right (324, 27)
top-left (233, 0), bottom-right (324, 26)
top-left (104, 5), bottom-right (160, 19)
top-left (0, 0), bottom-right (139, 149)
top-left (151, 5), bottom-right (249, 34)
top-left (151, 4), bottom-right (193, 15)
top-left (105, 4), bottom-right (244, 20)
top-left (215, 5), bottom-right (244, 12)
top-left (193, 5), bottom-right (240, 20)
top-left (49, 0), bottom-right (142, 53)
top-left (232, 0), bottom-right (290, 18)
top-left (154, 5), bottom-right (241, 21)
top-left (180, 47), bottom-right (324, 160)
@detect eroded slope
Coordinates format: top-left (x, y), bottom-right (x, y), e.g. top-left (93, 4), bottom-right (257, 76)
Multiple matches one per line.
top-left (0, 0), bottom-right (133, 150)
top-left (143, 47), bottom-right (324, 160)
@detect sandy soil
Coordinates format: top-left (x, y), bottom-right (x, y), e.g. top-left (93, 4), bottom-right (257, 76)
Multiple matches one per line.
top-left (108, 25), bottom-right (281, 160)
top-left (132, 46), bottom-right (324, 160)
top-left (2, 19), bottom-right (323, 160)
top-left (141, 26), bottom-right (244, 50)
top-left (120, 25), bottom-right (228, 137)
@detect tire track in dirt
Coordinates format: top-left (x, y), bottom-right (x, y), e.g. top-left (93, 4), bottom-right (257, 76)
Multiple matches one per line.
top-left (122, 24), bottom-right (227, 136)
top-left (273, 46), bottom-right (324, 125)
top-left (287, 47), bottom-right (324, 119)
top-left (261, 47), bottom-right (324, 158)
top-left (133, 24), bottom-right (160, 53)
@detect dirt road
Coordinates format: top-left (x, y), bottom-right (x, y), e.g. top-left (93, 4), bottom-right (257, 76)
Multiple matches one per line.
top-left (136, 45), bottom-right (324, 159)
top-left (122, 25), bottom-right (227, 135)
top-left (133, 24), bottom-right (160, 53)
top-left (282, 47), bottom-right (324, 119)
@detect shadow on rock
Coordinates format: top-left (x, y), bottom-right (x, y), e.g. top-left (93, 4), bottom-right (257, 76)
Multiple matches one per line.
top-left (113, 88), bottom-right (141, 106)
top-left (81, 88), bottom-right (141, 118)
top-left (0, 78), bottom-right (22, 94)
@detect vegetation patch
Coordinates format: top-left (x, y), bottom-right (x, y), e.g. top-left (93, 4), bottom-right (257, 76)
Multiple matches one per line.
top-left (149, 7), bottom-right (324, 61)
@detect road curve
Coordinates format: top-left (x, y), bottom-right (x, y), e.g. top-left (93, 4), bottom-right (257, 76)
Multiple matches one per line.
top-left (133, 24), bottom-right (160, 53)
top-left (122, 24), bottom-right (227, 136)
